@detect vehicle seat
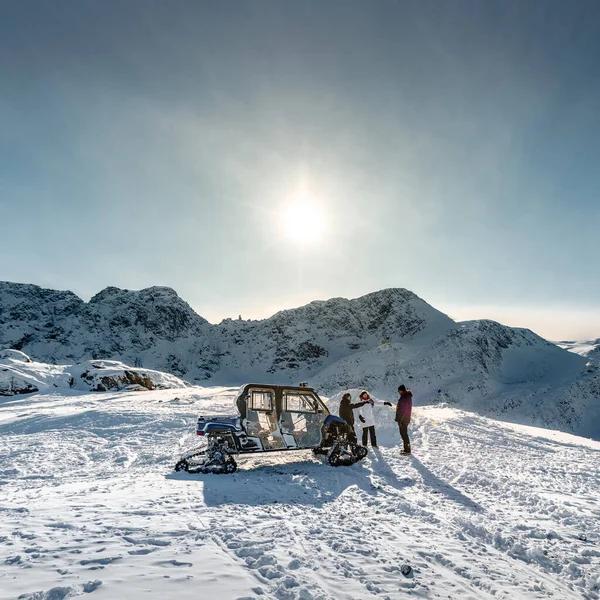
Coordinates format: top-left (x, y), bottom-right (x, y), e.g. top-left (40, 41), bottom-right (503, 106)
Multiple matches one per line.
top-left (279, 412), bottom-right (294, 434)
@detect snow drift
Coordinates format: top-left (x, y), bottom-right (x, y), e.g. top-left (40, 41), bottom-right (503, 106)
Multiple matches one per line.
top-left (0, 351), bottom-right (189, 396)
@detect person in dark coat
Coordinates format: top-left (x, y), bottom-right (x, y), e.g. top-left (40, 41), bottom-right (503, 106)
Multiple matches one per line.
top-left (338, 392), bottom-right (368, 443)
top-left (395, 385), bottom-right (413, 454)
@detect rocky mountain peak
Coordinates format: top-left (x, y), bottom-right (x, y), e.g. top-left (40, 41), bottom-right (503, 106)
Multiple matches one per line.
top-left (0, 281), bottom-right (83, 327)
top-left (266, 287), bottom-right (453, 342)
top-left (90, 285), bottom-right (187, 305)
top-left (85, 285), bottom-right (209, 341)
top-left (0, 281), bottom-right (82, 306)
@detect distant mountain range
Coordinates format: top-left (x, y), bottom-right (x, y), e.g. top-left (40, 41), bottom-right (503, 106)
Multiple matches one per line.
top-left (1, 281), bottom-right (599, 438)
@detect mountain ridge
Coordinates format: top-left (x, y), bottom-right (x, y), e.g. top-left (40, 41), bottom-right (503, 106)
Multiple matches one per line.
top-left (1, 280), bottom-right (598, 438)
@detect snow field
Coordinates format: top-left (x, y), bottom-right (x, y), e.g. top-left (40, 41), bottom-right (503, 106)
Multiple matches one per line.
top-left (1, 387), bottom-right (599, 599)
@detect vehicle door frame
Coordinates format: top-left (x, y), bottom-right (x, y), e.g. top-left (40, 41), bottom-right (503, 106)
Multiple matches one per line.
top-left (245, 386), bottom-right (285, 450)
top-left (279, 389), bottom-right (327, 449)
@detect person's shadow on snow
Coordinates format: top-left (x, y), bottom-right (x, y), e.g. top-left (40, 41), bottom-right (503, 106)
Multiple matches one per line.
top-left (408, 455), bottom-right (484, 512)
top-left (369, 447), bottom-right (416, 493)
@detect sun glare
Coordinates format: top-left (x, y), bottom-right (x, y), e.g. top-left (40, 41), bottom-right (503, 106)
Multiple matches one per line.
top-left (281, 196), bottom-right (327, 246)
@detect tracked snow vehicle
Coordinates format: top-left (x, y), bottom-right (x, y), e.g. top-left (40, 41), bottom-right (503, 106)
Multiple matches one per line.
top-left (175, 383), bottom-right (368, 474)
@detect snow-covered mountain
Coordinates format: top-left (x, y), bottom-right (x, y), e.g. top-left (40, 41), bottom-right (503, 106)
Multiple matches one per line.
top-left (1, 281), bottom-right (599, 437)
top-left (0, 283), bottom-right (453, 382)
top-left (0, 283), bottom-right (217, 379)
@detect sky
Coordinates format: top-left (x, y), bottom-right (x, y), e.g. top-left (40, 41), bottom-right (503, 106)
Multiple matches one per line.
top-left (1, 0), bottom-right (599, 340)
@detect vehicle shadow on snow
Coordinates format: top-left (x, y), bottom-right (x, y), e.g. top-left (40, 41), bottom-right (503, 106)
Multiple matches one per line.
top-left (409, 456), bottom-right (484, 512)
top-left (166, 454), bottom-right (416, 508)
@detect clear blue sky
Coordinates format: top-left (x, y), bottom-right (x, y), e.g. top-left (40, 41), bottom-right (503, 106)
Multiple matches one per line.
top-left (1, 0), bottom-right (599, 339)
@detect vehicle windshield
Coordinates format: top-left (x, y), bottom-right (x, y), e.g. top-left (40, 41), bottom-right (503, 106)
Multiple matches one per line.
top-left (284, 392), bottom-right (316, 412)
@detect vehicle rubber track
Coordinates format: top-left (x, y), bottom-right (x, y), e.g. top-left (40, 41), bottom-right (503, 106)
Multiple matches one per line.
top-left (175, 447), bottom-right (238, 474)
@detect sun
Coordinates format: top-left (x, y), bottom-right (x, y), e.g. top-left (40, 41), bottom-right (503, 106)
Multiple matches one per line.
top-left (280, 196), bottom-right (327, 246)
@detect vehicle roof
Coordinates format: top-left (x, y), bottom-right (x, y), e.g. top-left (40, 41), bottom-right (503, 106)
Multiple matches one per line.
top-left (236, 383), bottom-right (330, 417)
top-left (240, 383), bottom-right (318, 395)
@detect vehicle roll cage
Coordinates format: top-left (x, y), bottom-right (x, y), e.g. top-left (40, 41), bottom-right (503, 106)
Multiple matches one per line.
top-left (236, 383), bottom-right (330, 421)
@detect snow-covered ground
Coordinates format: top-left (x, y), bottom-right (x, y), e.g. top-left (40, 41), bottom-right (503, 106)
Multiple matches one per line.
top-left (1, 387), bottom-right (599, 600)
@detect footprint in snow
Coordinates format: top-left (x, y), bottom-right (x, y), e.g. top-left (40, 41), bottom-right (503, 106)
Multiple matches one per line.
top-left (123, 535), bottom-right (171, 546)
top-left (258, 564), bottom-right (285, 580)
top-left (128, 548), bottom-right (157, 555)
top-left (80, 556), bottom-right (122, 566)
top-left (236, 545), bottom-right (266, 559)
top-left (155, 559), bottom-right (193, 567)
top-left (83, 580), bottom-right (103, 593)
top-left (17, 586), bottom-right (73, 600)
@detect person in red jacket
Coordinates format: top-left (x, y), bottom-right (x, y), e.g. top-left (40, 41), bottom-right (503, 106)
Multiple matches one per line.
top-left (395, 385), bottom-right (412, 454)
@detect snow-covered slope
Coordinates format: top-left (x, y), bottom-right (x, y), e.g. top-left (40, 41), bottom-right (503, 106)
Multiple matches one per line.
top-left (1, 386), bottom-right (599, 599)
top-left (559, 339), bottom-right (600, 367)
top-left (312, 319), bottom-right (599, 437)
top-left (1, 281), bottom-right (598, 438)
top-left (0, 351), bottom-right (189, 396)
top-left (215, 288), bottom-right (456, 382)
